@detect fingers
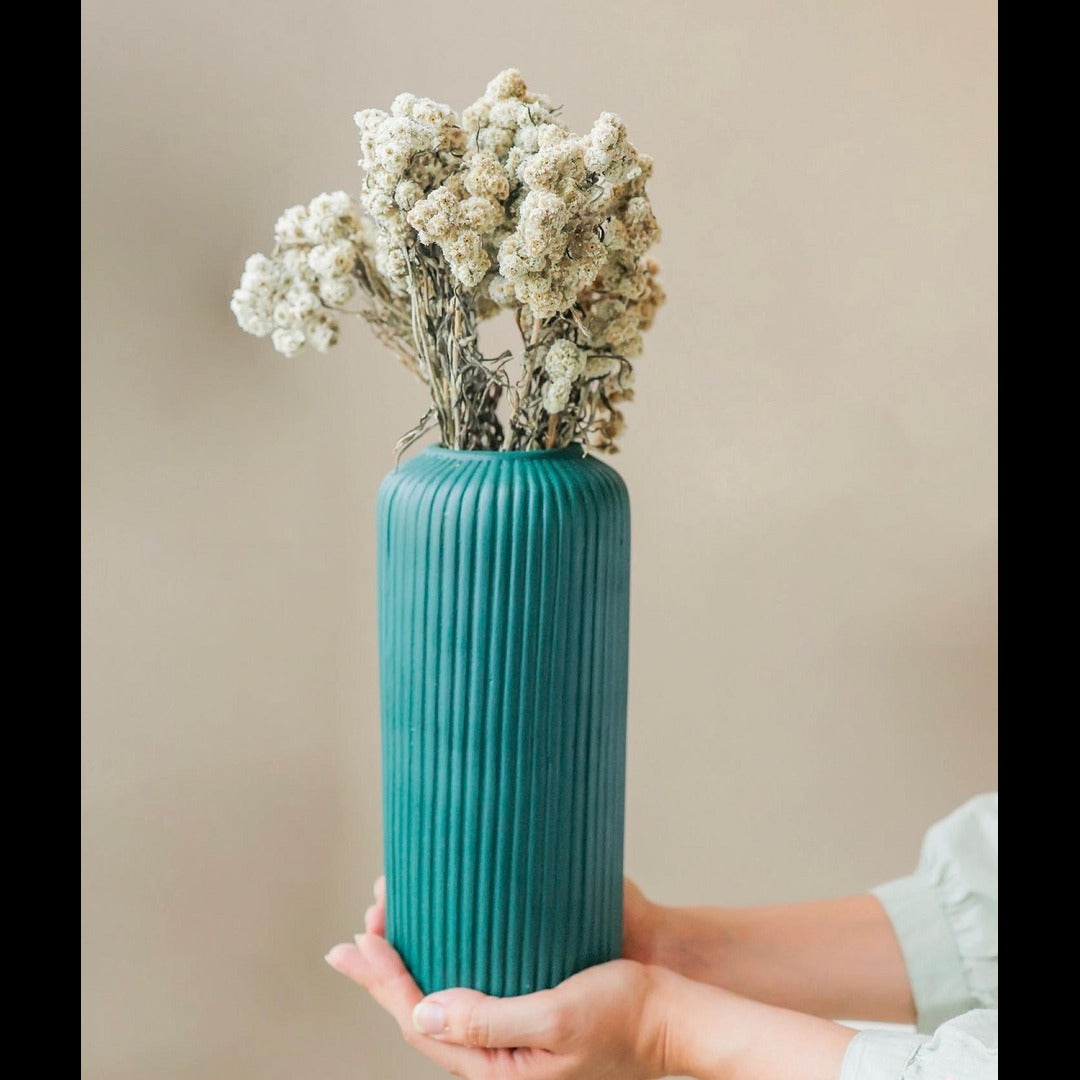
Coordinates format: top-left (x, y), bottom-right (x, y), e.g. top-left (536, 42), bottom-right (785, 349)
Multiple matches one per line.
top-left (326, 933), bottom-right (422, 1022)
top-left (325, 934), bottom-right (482, 1076)
top-left (364, 875), bottom-right (387, 936)
top-left (363, 903), bottom-right (385, 935)
top-left (413, 987), bottom-right (562, 1050)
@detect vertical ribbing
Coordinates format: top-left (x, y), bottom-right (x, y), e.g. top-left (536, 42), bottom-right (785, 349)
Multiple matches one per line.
top-left (376, 444), bottom-right (630, 997)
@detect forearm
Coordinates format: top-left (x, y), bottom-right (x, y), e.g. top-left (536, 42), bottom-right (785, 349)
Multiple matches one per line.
top-left (651, 894), bottom-right (914, 1023)
top-left (648, 966), bottom-right (855, 1080)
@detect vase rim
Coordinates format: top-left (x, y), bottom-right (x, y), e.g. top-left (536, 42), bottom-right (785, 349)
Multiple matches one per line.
top-left (426, 443), bottom-right (585, 460)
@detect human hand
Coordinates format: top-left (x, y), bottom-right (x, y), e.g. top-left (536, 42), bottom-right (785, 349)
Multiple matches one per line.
top-left (328, 877), bottom-right (670, 1079)
top-left (329, 882), bottom-right (856, 1080)
top-left (621, 878), bottom-right (662, 965)
top-left (331, 878), bottom-right (856, 1080)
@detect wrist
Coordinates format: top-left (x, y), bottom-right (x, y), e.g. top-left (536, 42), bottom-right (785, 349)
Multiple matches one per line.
top-left (642, 966), bottom-right (749, 1079)
top-left (650, 970), bottom-right (856, 1080)
top-left (644, 901), bottom-right (674, 968)
top-left (650, 904), bottom-right (733, 986)
top-left (625, 886), bottom-right (675, 969)
top-left (639, 964), bottom-right (693, 1078)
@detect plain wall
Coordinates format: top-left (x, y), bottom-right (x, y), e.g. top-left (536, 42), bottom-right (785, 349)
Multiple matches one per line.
top-left (81, 2), bottom-right (997, 1077)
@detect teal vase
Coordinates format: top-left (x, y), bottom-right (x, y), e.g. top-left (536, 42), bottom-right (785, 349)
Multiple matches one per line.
top-left (376, 443), bottom-right (630, 997)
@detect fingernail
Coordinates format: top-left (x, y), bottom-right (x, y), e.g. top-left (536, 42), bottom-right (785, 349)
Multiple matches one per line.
top-left (412, 1000), bottom-right (447, 1035)
top-left (324, 944), bottom-right (352, 970)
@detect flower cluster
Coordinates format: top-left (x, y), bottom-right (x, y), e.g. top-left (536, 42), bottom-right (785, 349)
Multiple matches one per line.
top-left (354, 95), bottom-right (465, 286)
top-left (538, 338), bottom-right (584, 413)
top-left (231, 72), bottom-right (664, 452)
top-left (229, 192), bottom-right (365, 357)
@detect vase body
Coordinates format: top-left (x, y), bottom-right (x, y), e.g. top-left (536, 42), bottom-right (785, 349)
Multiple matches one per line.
top-left (376, 444), bottom-right (630, 997)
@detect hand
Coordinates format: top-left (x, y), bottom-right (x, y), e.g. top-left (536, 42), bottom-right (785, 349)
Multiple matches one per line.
top-left (327, 877), bottom-right (671, 1080)
top-left (640, 892), bottom-right (915, 1023)
top-left (621, 878), bottom-right (662, 966)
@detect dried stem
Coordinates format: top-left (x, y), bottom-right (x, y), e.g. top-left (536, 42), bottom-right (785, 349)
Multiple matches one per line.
top-left (400, 245), bottom-right (502, 450)
top-left (545, 412), bottom-right (559, 448)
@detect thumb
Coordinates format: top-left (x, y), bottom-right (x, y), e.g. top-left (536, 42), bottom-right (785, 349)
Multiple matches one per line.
top-left (412, 987), bottom-right (562, 1050)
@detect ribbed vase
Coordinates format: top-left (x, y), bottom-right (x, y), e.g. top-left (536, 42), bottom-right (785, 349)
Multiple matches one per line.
top-left (376, 443), bottom-right (630, 997)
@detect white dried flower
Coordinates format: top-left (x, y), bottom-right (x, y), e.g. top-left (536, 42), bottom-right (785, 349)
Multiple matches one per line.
top-left (271, 327), bottom-right (305, 357)
top-left (487, 274), bottom-right (516, 307)
top-left (583, 112), bottom-right (643, 192)
top-left (622, 196), bottom-right (661, 256)
top-left (461, 69), bottom-right (563, 164)
top-left (394, 180), bottom-right (425, 211)
top-left (238, 272), bottom-right (272, 298)
top-left (353, 97), bottom-right (466, 278)
top-left (310, 190), bottom-right (356, 223)
top-left (407, 173), bottom-right (505, 288)
top-left (280, 248), bottom-right (309, 277)
top-left (275, 205), bottom-right (309, 244)
top-left (486, 69), bottom-right (528, 101)
top-left (232, 70), bottom-right (664, 453)
top-left (541, 378), bottom-right (572, 414)
top-left (308, 240), bottom-right (356, 278)
top-left (442, 232), bottom-right (489, 287)
top-left (373, 233), bottom-right (409, 283)
top-left (273, 301), bottom-right (297, 328)
top-left (286, 284), bottom-right (320, 317)
top-left (464, 152), bottom-right (510, 201)
top-left (585, 355), bottom-right (618, 379)
top-left (305, 318), bottom-right (338, 353)
top-left (230, 289), bottom-right (273, 336)
top-left (319, 276), bottom-right (355, 306)
top-left (232, 191), bottom-right (369, 356)
top-left (543, 338), bottom-right (585, 383)
top-left (244, 253), bottom-right (277, 280)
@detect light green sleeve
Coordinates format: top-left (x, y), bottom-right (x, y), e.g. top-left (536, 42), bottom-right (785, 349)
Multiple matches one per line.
top-left (838, 793), bottom-right (998, 1079)
top-left (840, 1009), bottom-right (997, 1080)
top-left (872, 792), bottom-right (998, 1033)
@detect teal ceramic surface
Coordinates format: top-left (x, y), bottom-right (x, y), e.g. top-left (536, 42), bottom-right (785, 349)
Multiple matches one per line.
top-left (376, 443), bottom-right (630, 997)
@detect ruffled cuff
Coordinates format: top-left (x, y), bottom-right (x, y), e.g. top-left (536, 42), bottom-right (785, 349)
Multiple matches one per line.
top-left (842, 1011), bottom-right (998, 1080)
top-left (873, 793), bottom-right (997, 1033)
top-left (872, 875), bottom-right (972, 1033)
top-left (840, 1028), bottom-right (927, 1080)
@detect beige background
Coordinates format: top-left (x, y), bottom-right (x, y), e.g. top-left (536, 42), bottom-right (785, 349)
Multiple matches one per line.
top-left (82, 1), bottom-right (997, 1077)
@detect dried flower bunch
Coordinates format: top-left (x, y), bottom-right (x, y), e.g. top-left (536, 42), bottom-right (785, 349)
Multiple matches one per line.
top-left (230, 70), bottom-right (663, 453)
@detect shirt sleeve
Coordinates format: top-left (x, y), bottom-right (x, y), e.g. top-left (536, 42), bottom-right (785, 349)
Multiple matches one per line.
top-left (871, 793), bottom-right (998, 1033)
top-left (839, 1008), bottom-right (997, 1080)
